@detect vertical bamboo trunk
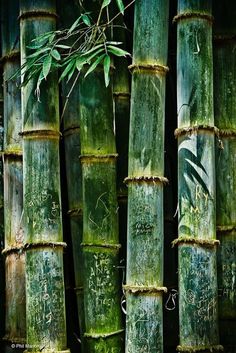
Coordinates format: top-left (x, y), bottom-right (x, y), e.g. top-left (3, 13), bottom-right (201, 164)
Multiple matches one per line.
top-left (124, 1), bottom-right (169, 352)
top-left (113, 16), bottom-right (130, 282)
top-left (213, 2), bottom-right (236, 352)
top-left (79, 1), bottom-right (123, 352)
top-left (175, 1), bottom-right (222, 351)
top-left (57, 1), bottom-right (85, 351)
top-left (1, 1), bottom-right (26, 351)
top-left (0, 50), bottom-right (5, 343)
top-left (20, 1), bottom-right (69, 351)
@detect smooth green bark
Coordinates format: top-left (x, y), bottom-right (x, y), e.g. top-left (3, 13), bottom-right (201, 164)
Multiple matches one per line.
top-left (125, 1), bottom-right (169, 353)
top-left (177, 1), bottom-right (221, 351)
top-left (20, 1), bottom-right (69, 351)
top-left (213, 2), bottom-right (236, 351)
top-left (1, 1), bottom-right (26, 350)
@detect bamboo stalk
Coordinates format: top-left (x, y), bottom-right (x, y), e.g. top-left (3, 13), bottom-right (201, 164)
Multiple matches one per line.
top-left (213, 2), bottom-right (236, 351)
top-left (1, 1), bottom-right (26, 351)
top-left (20, 0), bottom-right (69, 351)
top-left (57, 1), bottom-right (85, 351)
top-left (79, 1), bottom-right (123, 351)
top-left (175, 1), bottom-right (222, 351)
top-left (125, 1), bottom-right (169, 352)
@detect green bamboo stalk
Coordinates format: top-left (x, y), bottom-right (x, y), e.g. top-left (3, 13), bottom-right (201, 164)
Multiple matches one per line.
top-left (57, 2), bottom-right (85, 351)
top-left (20, 1), bottom-right (69, 351)
top-left (79, 1), bottom-right (123, 351)
top-left (125, 1), bottom-right (169, 352)
top-left (213, 2), bottom-right (236, 352)
top-left (175, 1), bottom-right (222, 352)
top-left (1, 1), bottom-right (26, 351)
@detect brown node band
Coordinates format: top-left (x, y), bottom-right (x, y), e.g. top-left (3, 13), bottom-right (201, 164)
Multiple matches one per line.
top-left (172, 236), bottom-right (220, 248)
top-left (123, 285), bottom-right (167, 294)
top-left (18, 10), bottom-right (58, 21)
top-left (124, 175), bottom-right (169, 185)
top-left (84, 329), bottom-right (124, 339)
top-left (80, 153), bottom-right (118, 163)
top-left (81, 242), bottom-right (121, 250)
top-left (63, 126), bottom-right (80, 137)
top-left (20, 129), bottom-right (61, 139)
top-left (23, 241), bottom-right (67, 251)
top-left (177, 344), bottom-right (224, 352)
top-left (67, 208), bottom-right (83, 217)
top-left (128, 64), bottom-right (169, 74)
top-left (218, 128), bottom-right (236, 137)
top-left (0, 50), bottom-right (20, 63)
top-left (2, 245), bottom-right (23, 255)
top-left (2, 150), bottom-right (23, 158)
top-left (173, 12), bottom-right (214, 24)
top-left (217, 225), bottom-right (236, 233)
top-left (74, 286), bottom-right (83, 293)
top-left (113, 92), bottom-right (131, 98)
top-left (175, 125), bottom-right (219, 138)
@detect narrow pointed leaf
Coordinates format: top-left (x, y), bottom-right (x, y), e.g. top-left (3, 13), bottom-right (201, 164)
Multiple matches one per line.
top-left (84, 54), bottom-right (105, 78)
top-left (103, 54), bottom-right (111, 87)
top-left (102, 0), bottom-right (111, 9)
top-left (51, 49), bottom-right (61, 61)
top-left (115, 0), bottom-right (124, 14)
top-left (107, 45), bottom-right (130, 57)
top-left (42, 55), bottom-right (52, 79)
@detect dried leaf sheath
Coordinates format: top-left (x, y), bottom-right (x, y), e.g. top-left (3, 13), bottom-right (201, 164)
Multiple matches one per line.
top-left (125, 1), bottom-right (169, 353)
top-left (20, 0), bottom-right (69, 351)
top-left (176, 1), bottom-right (221, 351)
top-left (213, 1), bottom-right (236, 351)
top-left (1, 0), bottom-right (26, 349)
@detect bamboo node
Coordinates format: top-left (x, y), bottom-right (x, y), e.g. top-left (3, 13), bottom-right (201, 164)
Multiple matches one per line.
top-left (63, 126), bottom-right (80, 137)
top-left (84, 329), bottom-right (124, 339)
top-left (18, 10), bottom-right (58, 21)
top-left (81, 242), bottom-right (121, 250)
top-left (23, 241), bottom-right (67, 251)
top-left (2, 150), bottom-right (23, 158)
top-left (173, 12), bottom-right (214, 24)
top-left (20, 129), bottom-right (61, 140)
top-left (124, 175), bottom-right (169, 185)
top-left (123, 285), bottom-right (167, 294)
top-left (172, 237), bottom-right (220, 248)
top-left (80, 153), bottom-right (118, 163)
top-left (67, 208), bottom-right (83, 217)
top-left (217, 225), bottom-right (236, 234)
top-left (128, 64), bottom-right (169, 75)
top-left (0, 50), bottom-right (20, 63)
top-left (2, 245), bottom-right (24, 255)
top-left (218, 128), bottom-right (236, 137)
top-left (113, 92), bottom-right (131, 98)
top-left (177, 344), bottom-right (224, 352)
top-left (175, 125), bottom-right (219, 138)
top-left (214, 35), bottom-right (236, 44)
top-left (74, 286), bottom-right (83, 293)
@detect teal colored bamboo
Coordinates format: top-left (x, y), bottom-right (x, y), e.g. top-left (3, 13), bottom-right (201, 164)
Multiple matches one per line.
top-left (20, 0), bottom-right (69, 351)
top-left (175, 1), bottom-right (222, 351)
top-left (125, 1), bottom-right (169, 352)
top-left (213, 1), bottom-right (236, 351)
top-left (1, 0), bottom-right (26, 350)
top-left (79, 1), bottom-right (123, 352)
top-left (57, 1), bottom-right (85, 350)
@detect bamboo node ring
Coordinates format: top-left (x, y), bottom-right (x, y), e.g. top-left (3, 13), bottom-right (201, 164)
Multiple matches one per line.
top-left (84, 329), bottom-right (124, 339)
top-left (177, 344), bottom-right (224, 352)
top-left (173, 12), bottom-right (214, 24)
top-left (174, 125), bottom-right (219, 138)
top-left (128, 64), bottom-right (169, 74)
top-left (23, 241), bottom-right (67, 251)
top-left (124, 175), bottom-right (169, 185)
top-left (172, 237), bottom-right (220, 248)
top-left (81, 242), bottom-right (121, 250)
top-left (123, 285), bottom-right (167, 294)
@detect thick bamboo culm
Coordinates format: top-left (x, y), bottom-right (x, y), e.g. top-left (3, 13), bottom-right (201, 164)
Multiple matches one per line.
top-left (213, 1), bottom-right (236, 351)
top-left (79, 1), bottom-right (123, 352)
top-left (20, 0), bottom-right (69, 351)
top-left (176, 1), bottom-right (222, 352)
top-left (58, 1), bottom-right (85, 351)
top-left (125, 1), bottom-right (169, 353)
top-left (1, 0), bottom-right (26, 351)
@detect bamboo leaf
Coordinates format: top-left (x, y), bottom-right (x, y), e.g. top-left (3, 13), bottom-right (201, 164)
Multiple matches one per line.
top-left (84, 54), bottom-right (105, 78)
top-left (59, 60), bottom-right (75, 82)
top-left (115, 0), bottom-right (124, 14)
top-left (81, 43), bottom-right (104, 56)
top-left (68, 16), bottom-right (82, 33)
top-left (102, 0), bottom-right (111, 9)
top-left (27, 47), bottom-right (51, 59)
top-left (51, 49), bottom-right (61, 61)
top-left (103, 55), bottom-right (111, 87)
top-left (55, 44), bottom-right (71, 49)
top-left (42, 55), bottom-right (52, 80)
top-left (107, 45), bottom-right (130, 57)
top-left (81, 14), bottom-right (91, 26)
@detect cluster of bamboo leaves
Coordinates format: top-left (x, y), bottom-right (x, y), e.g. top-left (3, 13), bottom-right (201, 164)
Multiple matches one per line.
top-left (14, 0), bottom-right (132, 97)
